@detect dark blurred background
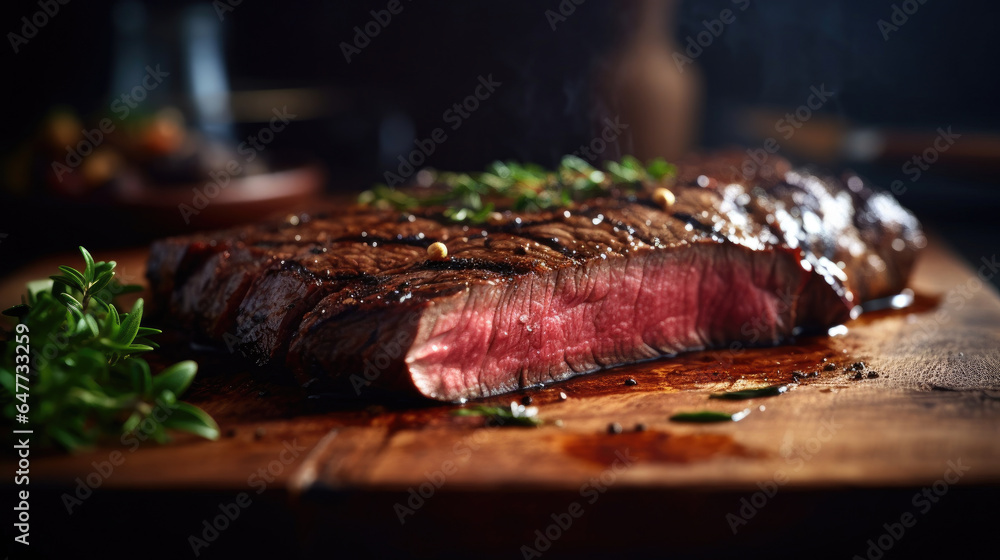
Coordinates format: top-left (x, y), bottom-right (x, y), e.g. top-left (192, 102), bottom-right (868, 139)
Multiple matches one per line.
top-left (1, 0), bottom-right (998, 283)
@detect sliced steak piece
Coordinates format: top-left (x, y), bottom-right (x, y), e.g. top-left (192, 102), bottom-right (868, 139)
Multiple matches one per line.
top-left (148, 152), bottom-right (923, 401)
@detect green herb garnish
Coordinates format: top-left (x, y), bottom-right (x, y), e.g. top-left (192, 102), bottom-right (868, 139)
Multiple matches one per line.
top-left (709, 384), bottom-right (789, 401)
top-left (0, 247), bottom-right (219, 450)
top-left (452, 402), bottom-right (542, 427)
top-left (360, 155), bottom-right (677, 223)
top-left (669, 409), bottom-right (751, 423)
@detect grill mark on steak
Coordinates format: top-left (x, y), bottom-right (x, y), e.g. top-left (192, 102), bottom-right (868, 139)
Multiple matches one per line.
top-left (418, 256), bottom-right (527, 276)
top-left (148, 151), bottom-right (923, 401)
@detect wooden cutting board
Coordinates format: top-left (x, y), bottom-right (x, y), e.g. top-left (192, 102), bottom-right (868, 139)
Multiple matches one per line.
top-left (4, 238), bottom-right (999, 558)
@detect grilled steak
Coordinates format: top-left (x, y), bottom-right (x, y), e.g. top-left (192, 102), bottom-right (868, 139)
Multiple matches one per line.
top-left (147, 152), bottom-right (923, 401)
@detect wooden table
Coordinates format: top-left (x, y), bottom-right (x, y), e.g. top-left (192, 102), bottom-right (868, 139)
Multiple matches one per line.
top-left (3, 239), bottom-right (999, 559)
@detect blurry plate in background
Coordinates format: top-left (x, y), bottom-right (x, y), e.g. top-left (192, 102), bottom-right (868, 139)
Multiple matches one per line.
top-left (114, 163), bottom-right (326, 234)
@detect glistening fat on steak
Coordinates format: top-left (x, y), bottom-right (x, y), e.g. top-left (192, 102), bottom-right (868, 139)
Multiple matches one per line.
top-left (147, 152), bottom-right (923, 402)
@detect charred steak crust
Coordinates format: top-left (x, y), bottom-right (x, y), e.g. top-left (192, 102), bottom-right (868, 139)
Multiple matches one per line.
top-left (147, 152), bottom-right (923, 401)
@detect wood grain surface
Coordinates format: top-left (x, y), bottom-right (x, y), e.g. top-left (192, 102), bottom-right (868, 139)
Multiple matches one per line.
top-left (3, 238), bottom-right (998, 558)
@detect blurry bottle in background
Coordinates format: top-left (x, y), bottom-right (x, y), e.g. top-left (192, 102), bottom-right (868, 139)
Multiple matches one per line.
top-left (597, 0), bottom-right (702, 162)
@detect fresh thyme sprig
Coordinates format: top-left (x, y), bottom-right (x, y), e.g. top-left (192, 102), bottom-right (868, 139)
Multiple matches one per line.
top-left (669, 409), bottom-right (752, 423)
top-left (0, 247), bottom-right (219, 450)
top-left (452, 402), bottom-right (542, 427)
top-left (360, 155), bottom-right (677, 223)
top-left (708, 384), bottom-right (790, 400)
